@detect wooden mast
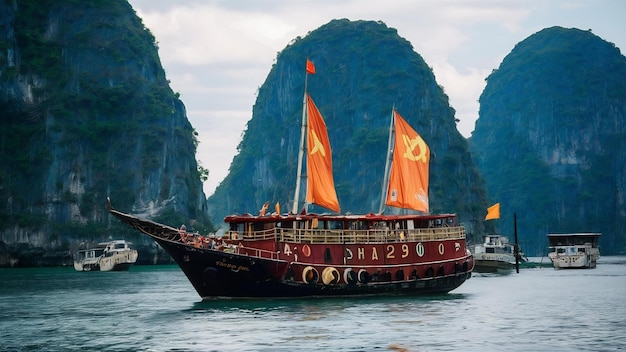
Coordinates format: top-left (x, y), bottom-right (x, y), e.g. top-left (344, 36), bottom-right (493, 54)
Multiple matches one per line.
top-left (378, 107), bottom-right (395, 214)
top-left (292, 62), bottom-right (311, 214)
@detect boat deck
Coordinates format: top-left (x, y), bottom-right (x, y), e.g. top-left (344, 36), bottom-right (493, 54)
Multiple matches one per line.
top-left (232, 226), bottom-right (466, 244)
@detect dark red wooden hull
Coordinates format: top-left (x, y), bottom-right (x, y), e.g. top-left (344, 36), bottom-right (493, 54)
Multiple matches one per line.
top-left (150, 233), bottom-right (473, 298)
top-left (108, 206), bottom-right (474, 299)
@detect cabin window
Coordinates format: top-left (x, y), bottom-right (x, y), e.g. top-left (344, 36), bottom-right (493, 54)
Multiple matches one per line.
top-left (394, 221), bottom-right (406, 230)
top-left (371, 221), bottom-right (387, 229)
top-left (253, 222), bottom-right (267, 232)
top-left (349, 221), bottom-right (366, 230)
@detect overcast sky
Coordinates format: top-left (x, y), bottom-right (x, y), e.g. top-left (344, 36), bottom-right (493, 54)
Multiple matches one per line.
top-left (127, 0), bottom-right (626, 197)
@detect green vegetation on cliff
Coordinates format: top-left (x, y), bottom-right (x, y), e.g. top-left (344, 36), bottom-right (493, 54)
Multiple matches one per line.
top-left (0, 0), bottom-right (212, 266)
top-left (471, 27), bottom-right (626, 255)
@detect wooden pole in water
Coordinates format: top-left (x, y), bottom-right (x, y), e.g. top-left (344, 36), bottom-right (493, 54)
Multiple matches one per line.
top-left (514, 213), bottom-right (519, 273)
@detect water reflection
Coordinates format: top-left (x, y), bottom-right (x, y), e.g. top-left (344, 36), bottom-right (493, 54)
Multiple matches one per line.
top-left (1, 259), bottom-right (625, 351)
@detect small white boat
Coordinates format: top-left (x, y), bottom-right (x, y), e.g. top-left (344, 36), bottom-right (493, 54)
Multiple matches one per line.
top-left (472, 235), bottom-right (525, 273)
top-left (74, 240), bottom-right (138, 272)
top-left (547, 233), bottom-right (601, 269)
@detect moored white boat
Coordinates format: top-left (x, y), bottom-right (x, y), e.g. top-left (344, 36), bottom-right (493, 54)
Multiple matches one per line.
top-left (472, 234), bottom-right (526, 273)
top-left (74, 240), bottom-right (138, 272)
top-left (547, 233), bottom-right (601, 269)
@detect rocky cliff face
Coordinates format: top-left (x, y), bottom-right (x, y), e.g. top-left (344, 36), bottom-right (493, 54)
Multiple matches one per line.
top-left (471, 27), bottom-right (626, 254)
top-left (0, 0), bottom-right (211, 266)
top-left (208, 20), bottom-right (490, 238)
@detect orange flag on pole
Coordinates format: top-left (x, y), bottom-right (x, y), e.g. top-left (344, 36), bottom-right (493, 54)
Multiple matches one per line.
top-left (306, 59), bottom-right (315, 75)
top-left (386, 110), bottom-right (430, 212)
top-left (485, 203), bottom-right (500, 220)
top-left (259, 201), bottom-right (269, 216)
top-left (305, 94), bottom-right (340, 213)
top-left (275, 202), bottom-right (280, 216)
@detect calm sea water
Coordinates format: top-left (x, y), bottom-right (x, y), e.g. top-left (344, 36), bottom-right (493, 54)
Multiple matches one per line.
top-left (1, 257), bottom-right (625, 352)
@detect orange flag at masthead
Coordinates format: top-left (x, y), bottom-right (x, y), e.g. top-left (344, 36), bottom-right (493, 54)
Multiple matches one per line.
top-left (306, 59), bottom-right (315, 75)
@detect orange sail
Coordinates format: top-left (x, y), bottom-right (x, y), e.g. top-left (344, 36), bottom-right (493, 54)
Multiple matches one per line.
top-left (386, 110), bottom-right (430, 212)
top-left (305, 94), bottom-right (340, 213)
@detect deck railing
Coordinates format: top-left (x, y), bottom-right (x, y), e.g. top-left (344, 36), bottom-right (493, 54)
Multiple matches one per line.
top-left (227, 226), bottom-right (465, 244)
top-left (235, 245), bottom-right (278, 260)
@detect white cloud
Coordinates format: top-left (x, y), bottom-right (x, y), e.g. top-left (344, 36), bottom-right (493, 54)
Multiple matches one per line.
top-left (431, 61), bottom-right (490, 135)
top-left (137, 4), bottom-right (295, 66)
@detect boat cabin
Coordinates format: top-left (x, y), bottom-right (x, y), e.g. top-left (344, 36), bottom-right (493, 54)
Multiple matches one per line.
top-left (223, 213), bottom-right (461, 244)
top-left (75, 248), bottom-right (105, 261)
top-left (547, 233), bottom-right (601, 248)
top-left (475, 235), bottom-right (514, 255)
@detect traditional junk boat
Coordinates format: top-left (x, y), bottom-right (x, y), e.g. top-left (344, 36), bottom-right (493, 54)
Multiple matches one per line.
top-left (547, 233), bottom-right (601, 269)
top-left (107, 60), bottom-right (474, 298)
top-left (73, 240), bottom-right (138, 272)
top-left (473, 234), bottom-right (525, 273)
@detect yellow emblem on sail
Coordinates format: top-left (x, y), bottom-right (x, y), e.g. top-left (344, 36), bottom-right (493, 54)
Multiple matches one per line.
top-left (310, 130), bottom-right (326, 157)
top-left (402, 134), bottom-right (428, 162)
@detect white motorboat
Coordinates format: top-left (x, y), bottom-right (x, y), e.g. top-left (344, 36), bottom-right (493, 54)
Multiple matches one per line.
top-left (547, 233), bottom-right (601, 269)
top-left (472, 235), bottom-right (525, 273)
top-left (74, 240), bottom-right (138, 271)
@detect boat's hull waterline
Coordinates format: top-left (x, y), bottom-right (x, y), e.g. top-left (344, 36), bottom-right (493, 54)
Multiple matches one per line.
top-left (160, 237), bottom-right (472, 298)
top-left (473, 256), bottom-right (515, 273)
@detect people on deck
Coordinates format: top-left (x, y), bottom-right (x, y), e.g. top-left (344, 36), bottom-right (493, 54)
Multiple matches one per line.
top-left (179, 224), bottom-right (187, 242)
